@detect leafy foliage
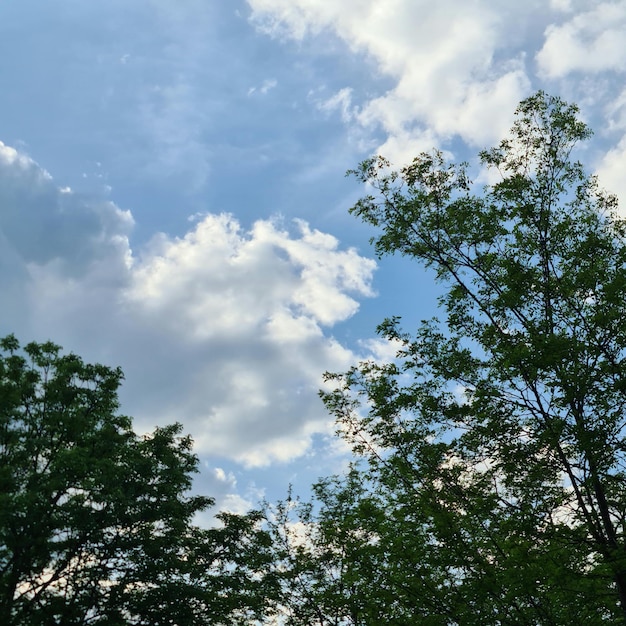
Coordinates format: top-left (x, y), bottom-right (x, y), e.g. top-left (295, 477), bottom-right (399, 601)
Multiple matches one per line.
top-left (272, 93), bottom-right (626, 624)
top-left (0, 336), bottom-right (277, 625)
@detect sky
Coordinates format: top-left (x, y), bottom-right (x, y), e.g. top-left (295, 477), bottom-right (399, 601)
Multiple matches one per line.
top-left (1, 0), bottom-right (626, 515)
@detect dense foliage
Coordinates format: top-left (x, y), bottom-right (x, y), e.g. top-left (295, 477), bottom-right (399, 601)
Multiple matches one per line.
top-left (267, 93), bottom-right (626, 624)
top-left (0, 336), bottom-right (276, 625)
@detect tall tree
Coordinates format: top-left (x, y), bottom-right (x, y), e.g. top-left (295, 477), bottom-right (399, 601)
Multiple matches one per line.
top-left (275, 92), bottom-right (626, 624)
top-left (0, 336), bottom-right (277, 625)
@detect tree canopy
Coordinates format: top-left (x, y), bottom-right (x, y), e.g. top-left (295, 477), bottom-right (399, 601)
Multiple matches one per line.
top-left (267, 92), bottom-right (626, 624)
top-left (0, 336), bottom-right (276, 625)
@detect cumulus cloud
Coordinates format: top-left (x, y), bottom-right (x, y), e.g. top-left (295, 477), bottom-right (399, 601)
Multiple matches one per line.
top-left (247, 0), bottom-right (536, 162)
top-left (246, 0), bottom-right (626, 216)
top-left (0, 142), bottom-right (376, 470)
top-left (537, 2), bottom-right (626, 78)
top-left (122, 214), bottom-right (375, 466)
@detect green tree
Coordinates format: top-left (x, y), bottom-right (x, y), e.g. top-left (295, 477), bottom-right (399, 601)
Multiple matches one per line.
top-left (0, 336), bottom-right (277, 625)
top-left (276, 92), bottom-right (626, 624)
top-left (264, 473), bottom-right (419, 626)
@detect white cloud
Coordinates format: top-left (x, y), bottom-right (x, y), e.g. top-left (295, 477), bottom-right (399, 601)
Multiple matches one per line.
top-left (246, 0), bottom-right (626, 192)
top-left (247, 0), bottom-right (537, 163)
top-left (316, 87), bottom-right (356, 123)
top-left (248, 78), bottom-right (278, 95)
top-left (0, 142), bottom-right (377, 469)
top-left (549, 0), bottom-right (573, 10)
top-left (191, 463), bottom-right (263, 525)
top-left (357, 336), bottom-right (403, 364)
top-left (122, 214), bottom-right (375, 466)
top-left (537, 2), bottom-right (626, 78)
top-left (126, 215), bottom-right (374, 335)
top-left (605, 88), bottom-right (626, 132)
top-left (593, 86), bottom-right (626, 211)
top-left (595, 134), bottom-right (626, 214)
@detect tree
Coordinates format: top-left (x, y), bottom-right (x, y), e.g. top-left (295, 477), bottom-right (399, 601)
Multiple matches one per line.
top-left (0, 336), bottom-right (277, 625)
top-left (275, 92), bottom-right (626, 624)
top-left (264, 471), bottom-right (425, 626)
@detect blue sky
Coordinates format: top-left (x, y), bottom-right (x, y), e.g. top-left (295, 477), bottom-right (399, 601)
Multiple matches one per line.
top-left (2, 0), bottom-right (626, 513)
